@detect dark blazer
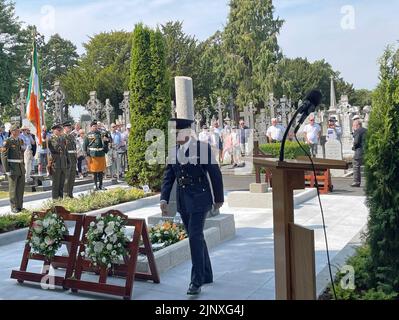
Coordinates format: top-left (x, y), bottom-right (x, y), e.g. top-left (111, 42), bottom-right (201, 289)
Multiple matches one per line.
top-left (352, 127), bottom-right (367, 160)
top-left (161, 139), bottom-right (224, 214)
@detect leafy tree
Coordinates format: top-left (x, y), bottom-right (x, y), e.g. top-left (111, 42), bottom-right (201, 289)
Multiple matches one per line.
top-left (40, 34), bottom-right (78, 93)
top-left (222, 0), bottom-right (284, 107)
top-left (275, 57), bottom-right (354, 107)
top-left (350, 89), bottom-right (373, 107)
top-left (61, 31), bottom-right (132, 119)
top-left (127, 24), bottom-right (170, 190)
top-left (161, 21), bottom-right (198, 102)
top-left (364, 45), bottom-right (399, 292)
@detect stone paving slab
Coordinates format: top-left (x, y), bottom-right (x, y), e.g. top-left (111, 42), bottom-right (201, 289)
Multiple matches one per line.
top-left (0, 193), bottom-right (368, 300)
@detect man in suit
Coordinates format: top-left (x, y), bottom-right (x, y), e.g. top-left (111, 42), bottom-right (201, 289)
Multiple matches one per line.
top-left (351, 119), bottom-right (367, 187)
top-left (160, 118), bottom-right (224, 295)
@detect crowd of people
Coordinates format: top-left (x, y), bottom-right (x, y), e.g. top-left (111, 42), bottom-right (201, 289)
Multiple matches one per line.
top-left (0, 121), bottom-right (131, 183)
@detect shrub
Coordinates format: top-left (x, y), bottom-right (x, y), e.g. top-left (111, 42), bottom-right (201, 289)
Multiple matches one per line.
top-left (0, 211), bottom-right (31, 234)
top-left (259, 141), bottom-right (307, 159)
top-left (364, 46), bottom-right (399, 291)
top-left (126, 24), bottom-right (170, 191)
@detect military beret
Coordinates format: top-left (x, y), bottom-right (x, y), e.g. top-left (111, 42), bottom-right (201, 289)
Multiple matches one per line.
top-left (170, 118), bottom-right (194, 130)
top-left (51, 123), bottom-right (63, 130)
top-left (90, 120), bottom-right (98, 126)
top-left (62, 121), bottom-right (72, 127)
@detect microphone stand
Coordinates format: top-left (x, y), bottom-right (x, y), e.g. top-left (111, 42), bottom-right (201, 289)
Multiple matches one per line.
top-left (279, 107), bottom-right (304, 162)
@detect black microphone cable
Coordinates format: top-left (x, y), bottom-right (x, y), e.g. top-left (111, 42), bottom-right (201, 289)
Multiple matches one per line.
top-left (293, 124), bottom-right (338, 300)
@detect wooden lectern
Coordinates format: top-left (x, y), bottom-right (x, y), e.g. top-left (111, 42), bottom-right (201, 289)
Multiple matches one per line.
top-left (253, 156), bottom-right (348, 300)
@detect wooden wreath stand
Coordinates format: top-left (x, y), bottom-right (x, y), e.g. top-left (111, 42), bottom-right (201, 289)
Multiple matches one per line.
top-left (65, 210), bottom-right (160, 300)
top-left (253, 157), bottom-right (347, 300)
top-left (10, 206), bottom-right (84, 289)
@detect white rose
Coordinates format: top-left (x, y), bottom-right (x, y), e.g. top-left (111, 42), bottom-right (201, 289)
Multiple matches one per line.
top-left (111, 251), bottom-right (117, 256)
top-left (106, 244), bottom-right (113, 251)
top-left (111, 235), bottom-right (117, 243)
top-left (80, 252), bottom-right (85, 256)
top-left (105, 226), bottom-right (114, 236)
top-left (117, 243), bottom-right (122, 248)
top-left (117, 216), bottom-right (121, 220)
top-left (107, 263), bottom-right (111, 268)
top-left (102, 257), bottom-right (107, 263)
top-left (94, 242), bottom-right (104, 253)
top-left (90, 222), bottom-right (95, 227)
top-left (42, 219), bottom-right (50, 228)
top-left (52, 214), bottom-right (57, 218)
top-left (96, 216), bottom-right (101, 220)
top-left (40, 243), bottom-right (46, 249)
top-left (61, 227), bottom-right (66, 232)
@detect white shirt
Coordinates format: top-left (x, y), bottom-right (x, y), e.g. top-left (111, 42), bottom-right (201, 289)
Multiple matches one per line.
top-left (266, 125), bottom-right (285, 141)
top-left (303, 123), bottom-right (321, 144)
top-left (199, 131), bottom-right (210, 143)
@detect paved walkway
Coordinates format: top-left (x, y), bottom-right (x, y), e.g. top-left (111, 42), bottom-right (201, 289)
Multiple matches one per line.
top-left (0, 192), bottom-right (368, 300)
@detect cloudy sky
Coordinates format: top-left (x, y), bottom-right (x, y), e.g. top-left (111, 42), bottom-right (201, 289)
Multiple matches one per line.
top-left (14, 0), bottom-right (399, 90)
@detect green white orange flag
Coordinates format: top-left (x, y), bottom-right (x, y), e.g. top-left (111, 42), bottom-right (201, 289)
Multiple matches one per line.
top-left (26, 38), bottom-right (43, 144)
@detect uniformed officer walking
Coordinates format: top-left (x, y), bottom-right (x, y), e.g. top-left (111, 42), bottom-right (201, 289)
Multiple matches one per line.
top-left (0, 124), bottom-right (26, 213)
top-left (63, 121), bottom-right (77, 198)
top-left (160, 118), bottom-right (224, 295)
top-left (48, 123), bottom-right (69, 200)
top-left (83, 120), bottom-right (108, 191)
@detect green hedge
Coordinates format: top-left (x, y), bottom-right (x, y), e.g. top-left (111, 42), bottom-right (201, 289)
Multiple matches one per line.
top-left (323, 245), bottom-right (398, 300)
top-left (259, 141), bottom-right (308, 159)
top-left (0, 212), bottom-right (31, 234)
top-left (0, 188), bottom-right (151, 234)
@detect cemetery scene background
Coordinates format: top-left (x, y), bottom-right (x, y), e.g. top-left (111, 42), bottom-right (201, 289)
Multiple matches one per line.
top-left (0, 0), bottom-right (399, 301)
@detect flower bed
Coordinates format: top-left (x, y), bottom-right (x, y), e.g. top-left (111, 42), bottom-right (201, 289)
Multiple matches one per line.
top-left (0, 188), bottom-right (151, 234)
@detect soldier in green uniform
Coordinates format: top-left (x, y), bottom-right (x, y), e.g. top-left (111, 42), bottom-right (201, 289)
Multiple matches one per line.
top-left (63, 121), bottom-right (77, 198)
top-left (83, 120), bottom-right (109, 191)
top-left (1, 124), bottom-right (26, 213)
top-left (48, 123), bottom-right (69, 200)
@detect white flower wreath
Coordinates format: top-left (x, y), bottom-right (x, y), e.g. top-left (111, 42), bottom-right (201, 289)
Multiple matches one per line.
top-left (28, 210), bottom-right (68, 260)
top-left (83, 214), bottom-right (130, 269)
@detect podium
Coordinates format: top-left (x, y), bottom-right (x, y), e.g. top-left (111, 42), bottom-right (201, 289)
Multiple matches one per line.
top-left (253, 157), bottom-right (348, 300)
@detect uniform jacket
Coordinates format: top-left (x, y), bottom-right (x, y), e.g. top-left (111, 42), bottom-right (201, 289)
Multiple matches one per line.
top-left (1, 137), bottom-right (26, 176)
top-left (48, 135), bottom-right (69, 169)
top-left (83, 130), bottom-right (108, 157)
top-left (352, 127), bottom-right (367, 160)
top-left (161, 139), bottom-right (224, 214)
top-left (64, 133), bottom-right (77, 162)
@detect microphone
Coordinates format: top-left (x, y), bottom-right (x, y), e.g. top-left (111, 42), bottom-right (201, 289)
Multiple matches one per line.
top-left (279, 89), bottom-right (322, 161)
top-left (294, 90), bottom-right (323, 134)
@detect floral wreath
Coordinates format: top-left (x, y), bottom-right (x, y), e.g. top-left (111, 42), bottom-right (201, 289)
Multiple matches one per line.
top-left (83, 214), bottom-right (130, 269)
top-left (149, 220), bottom-right (187, 249)
top-left (28, 210), bottom-right (68, 260)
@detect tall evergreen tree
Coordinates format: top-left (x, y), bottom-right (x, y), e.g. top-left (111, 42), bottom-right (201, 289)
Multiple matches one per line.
top-left (222, 0), bottom-right (284, 107)
top-left (127, 24), bottom-right (170, 190)
top-left (365, 45), bottom-right (399, 292)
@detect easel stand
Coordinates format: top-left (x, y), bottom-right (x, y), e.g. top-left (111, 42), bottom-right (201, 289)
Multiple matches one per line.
top-left (10, 206), bottom-right (84, 289)
top-left (253, 157), bottom-right (347, 300)
top-left (65, 210), bottom-right (160, 300)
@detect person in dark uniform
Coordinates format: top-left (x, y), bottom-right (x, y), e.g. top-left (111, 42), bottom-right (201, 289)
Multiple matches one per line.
top-left (83, 120), bottom-right (109, 191)
top-left (63, 121), bottom-right (77, 198)
top-left (160, 118), bottom-right (224, 295)
top-left (1, 124), bottom-right (26, 213)
top-left (48, 123), bottom-right (69, 200)
top-left (351, 119), bottom-right (367, 187)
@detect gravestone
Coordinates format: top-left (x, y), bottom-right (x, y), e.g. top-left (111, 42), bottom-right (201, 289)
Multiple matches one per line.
top-left (105, 99), bottom-right (113, 128)
top-left (86, 91), bottom-right (102, 120)
top-left (216, 97), bottom-right (225, 129)
top-left (51, 81), bottom-right (66, 123)
top-left (119, 91), bottom-right (130, 126)
top-left (325, 139), bottom-right (345, 177)
top-left (340, 112), bottom-right (353, 159)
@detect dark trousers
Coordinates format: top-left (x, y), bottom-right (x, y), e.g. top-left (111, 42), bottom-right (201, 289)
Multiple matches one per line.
top-left (77, 156), bottom-right (85, 174)
top-left (180, 210), bottom-right (213, 287)
top-left (353, 158), bottom-right (362, 185)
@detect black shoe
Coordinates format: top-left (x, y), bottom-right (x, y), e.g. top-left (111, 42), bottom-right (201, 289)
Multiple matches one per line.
top-left (99, 186), bottom-right (107, 191)
top-left (17, 208), bottom-right (26, 212)
top-left (187, 283), bottom-right (201, 295)
top-left (350, 183), bottom-right (360, 187)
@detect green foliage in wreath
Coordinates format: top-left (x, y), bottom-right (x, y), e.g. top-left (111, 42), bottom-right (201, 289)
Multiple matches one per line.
top-left (83, 214), bottom-right (130, 269)
top-left (28, 211), bottom-right (68, 260)
top-left (149, 220), bottom-right (187, 248)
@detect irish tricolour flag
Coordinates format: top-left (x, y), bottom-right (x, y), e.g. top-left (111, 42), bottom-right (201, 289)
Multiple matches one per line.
top-left (26, 39), bottom-right (43, 144)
